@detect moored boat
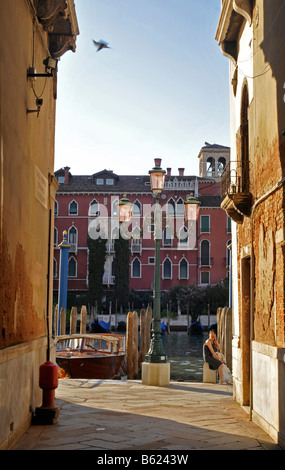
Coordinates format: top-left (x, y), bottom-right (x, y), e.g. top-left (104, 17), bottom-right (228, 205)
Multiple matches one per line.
top-left (188, 320), bottom-right (204, 335)
top-left (90, 319), bottom-right (110, 333)
top-left (55, 333), bottom-right (126, 379)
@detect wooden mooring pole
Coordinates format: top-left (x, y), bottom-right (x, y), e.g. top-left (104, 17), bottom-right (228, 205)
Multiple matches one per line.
top-left (70, 306), bottom-right (77, 334)
top-left (140, 305), bottom-right (152, 362)
top-left (80, 305), bottom-right (87, 334)
top-left (126, 311), bottom-right (139, 379)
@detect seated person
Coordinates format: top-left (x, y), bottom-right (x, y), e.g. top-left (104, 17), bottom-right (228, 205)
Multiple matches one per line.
top-left (203, 329), bottom-right (225, 383)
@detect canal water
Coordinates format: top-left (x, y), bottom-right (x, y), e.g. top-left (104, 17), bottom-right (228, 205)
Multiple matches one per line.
top-left (161, 331), bottom-right (206, 382)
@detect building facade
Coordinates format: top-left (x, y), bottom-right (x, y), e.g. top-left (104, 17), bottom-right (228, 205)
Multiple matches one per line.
top-left (53, 144), bottom-right (231, 311)
top-left (0, 0), bottom-right (79, 449)
top-left (216, 0), bottom-right (285, 445)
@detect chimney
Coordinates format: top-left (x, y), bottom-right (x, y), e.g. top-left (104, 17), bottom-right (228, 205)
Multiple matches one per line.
top-left (178, 168), bottom-right (184, 176)
top-left (167, 168), bottom-right (171, 176)
top-left (64, 166), bottom-right (70, 185)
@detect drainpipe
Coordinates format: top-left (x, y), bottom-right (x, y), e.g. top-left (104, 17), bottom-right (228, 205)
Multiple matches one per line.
top-left (46, 208), bottom-right (52, 361)
top-left (228, 243), bottom-right (232, 308)
top-left (249, 176), bottom-right (285, 420)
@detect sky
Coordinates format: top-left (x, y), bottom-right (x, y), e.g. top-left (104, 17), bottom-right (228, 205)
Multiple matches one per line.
top-left (54, 0), bottom-right (230, 177)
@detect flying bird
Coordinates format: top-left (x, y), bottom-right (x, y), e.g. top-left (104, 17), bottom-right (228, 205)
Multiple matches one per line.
top-left (92, 39), bottom-right (110, 52)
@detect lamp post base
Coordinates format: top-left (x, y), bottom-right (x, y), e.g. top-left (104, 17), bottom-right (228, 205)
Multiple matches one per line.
top-left (141, 362), bottom-right (170, 386)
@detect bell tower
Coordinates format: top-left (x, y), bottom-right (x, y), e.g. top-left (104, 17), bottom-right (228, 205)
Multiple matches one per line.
top-left (198, 142), bottom-right (230, 180)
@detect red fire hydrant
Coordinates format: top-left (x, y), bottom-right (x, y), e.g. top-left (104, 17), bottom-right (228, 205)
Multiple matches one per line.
top-left (39, 361), bottom-right (58, 409)
top-left (33, 361), bottom-right (59, 424)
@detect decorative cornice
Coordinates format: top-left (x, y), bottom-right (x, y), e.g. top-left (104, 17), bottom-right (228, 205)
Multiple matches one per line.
top-left (215, 0), bottom-right (253, 62)
top-left (34, 0), bottom-right (79, 58)
top-left (34, 0), bottom-right (68, 27)
top-left (233, 0), bottom-right (253, 25)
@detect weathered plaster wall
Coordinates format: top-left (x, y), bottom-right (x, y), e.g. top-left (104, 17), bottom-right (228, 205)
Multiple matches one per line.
top-left (0, 1), bottom-right (56, 348)
top-left (0, 0), bottom-right (59, 449)
top-left (219, 1), bottom-right (285, 442)
top-left (0, 237), bottom-right (46, 347)
top-left (253, 191), bottom-right (284, 347)
top-left (250, 0), bottom-right (285, 347)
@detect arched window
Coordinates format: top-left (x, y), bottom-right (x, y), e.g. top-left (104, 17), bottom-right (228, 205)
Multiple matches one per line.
top-left (163, 258), bottom-right (172, 279)
top-left (207, 157), bottom-right (215, 177)
top-left (69, 226), bottom-right (77, 244)
top-left (112, 198), bottom-right (119, 216)
top-left (53, 258), bottom-right (57, 278)
top-left (69, 200), bottom-right (78, 215)
top-left (163, 227), bottom-right (172, 246)
top-left (132, 200), bottom-right (141, 216)
top-left (178, 226), bottom-right (188, 244)
top-left (167, 198), bottom-right (175, 216)
top-left (179, 258), bottom-right (188, 279)
top-left (132, 258), bottom-right (141, 278)
top-left (89, 199), bottom-right (99, 216)
top-left (200, 240), bottom-right (210, 266)
top-left (217, 157), bottom-right (226, 176)
top-left (68, 257), bottom-right (77, 277)
top-left (131, 227), bottom-right (142, 254)
top-left (54, 227), bottom-right (58, 247)
top-left (176, 197), bottom-right (184, 216)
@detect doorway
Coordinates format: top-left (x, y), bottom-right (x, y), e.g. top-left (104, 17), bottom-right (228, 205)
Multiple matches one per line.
top-left (241, 256), bottom-right (251, 405)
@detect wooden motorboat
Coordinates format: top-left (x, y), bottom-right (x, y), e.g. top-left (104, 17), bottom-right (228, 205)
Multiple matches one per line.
top-left (55, 333), bottom-right (126, 379)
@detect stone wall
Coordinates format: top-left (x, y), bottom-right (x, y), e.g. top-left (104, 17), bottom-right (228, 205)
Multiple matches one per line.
top-left (217, 307), bottom-right (232, 371)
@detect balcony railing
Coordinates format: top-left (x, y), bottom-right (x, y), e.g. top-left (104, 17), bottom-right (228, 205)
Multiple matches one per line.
top-left (103, 275), bottom-right (115, 285)
top-left (220, 160), bottom-right (252, 221)
top-left (106, 243), bottom-right (115, 253)
top-left (221, 160), bottom-right (251, 200)
top-left (69, 242), bottom-right (78, 253)
top-left (198, 257), bottom-right (214, 267)
top-left (131, 240), bottom-right (142, 254)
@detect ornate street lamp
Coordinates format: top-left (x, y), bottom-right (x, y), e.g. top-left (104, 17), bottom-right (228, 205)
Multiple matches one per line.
top-left (184, 192), bottom-right (201, 222)
top-left (145, 158), bottom-right (167, 364)
top-left (149, 158), bottom-right (166, 195)
top-left (118, 194), bottom-right (133, 223)
top-left (142, 163), bottom-right (200, 386)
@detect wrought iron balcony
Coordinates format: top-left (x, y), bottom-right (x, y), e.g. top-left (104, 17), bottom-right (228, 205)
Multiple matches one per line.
top-left (69, 242), bottom-right (78, 253)
top-left (106, 243), bottom-right (115, 253)
top-left (220, 161), bottom-right (252, 222)
top-left (198, 257), bottom-right (214, 267)
top-left (131, 240), bottom-right (142, 254)
top-left (103, 275), bottom-right (115, 285)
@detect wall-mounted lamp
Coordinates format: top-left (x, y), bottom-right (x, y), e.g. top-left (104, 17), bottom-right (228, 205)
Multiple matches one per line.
top-left (27, 56), bottom-right (58, 79)
top-left (27, 98), bottom-right (43, 117)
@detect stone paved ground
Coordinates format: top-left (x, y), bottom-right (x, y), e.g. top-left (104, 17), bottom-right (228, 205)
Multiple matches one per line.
top-left (13, 379), bottom-right (282, 452)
